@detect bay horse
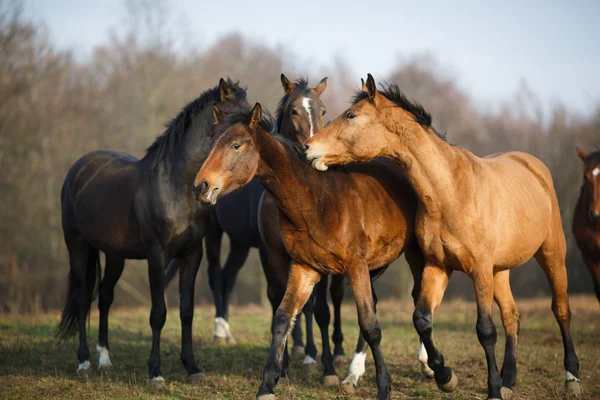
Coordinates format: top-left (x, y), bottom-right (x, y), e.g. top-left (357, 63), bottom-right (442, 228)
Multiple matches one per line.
top-left (57, 78), bottom-right (248, 384)
top-left (201, 75), bottom-right (331, 364)
top-left (304, 74), bottom-right (583, 399)
top-left (573, 147), bottom-right (600, 302)
top-left (192, 103), bottom-right (424, 400)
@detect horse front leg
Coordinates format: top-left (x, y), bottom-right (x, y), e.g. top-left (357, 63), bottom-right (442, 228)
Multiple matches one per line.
top-left (256, 263), bottom-right (321, 400)
top-left (146, 248), bottom-right (168, 385)
top-left (178, 249), bottom-right (203, 383)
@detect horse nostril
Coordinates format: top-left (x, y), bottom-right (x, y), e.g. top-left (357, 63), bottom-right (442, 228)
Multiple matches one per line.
top-left (199, 180), bottom-right (210, 194)
top-left (303, 144), bottom-right (309, 151)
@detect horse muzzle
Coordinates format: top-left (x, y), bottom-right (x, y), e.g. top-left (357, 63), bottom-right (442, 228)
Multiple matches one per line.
top-left (589, 208), bottom-right (600, 224)
top-left (192, 180), bottom-right (221, 205)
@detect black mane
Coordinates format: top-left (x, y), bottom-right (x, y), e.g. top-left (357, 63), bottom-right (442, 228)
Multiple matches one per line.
top-left (212, 107), bottom-right (276, 140)
top-left (352, 83), bottom-right (445, 140)
top-left (275, 77), bottom-right (310, 131)
top-left (144, 78), bottom-right (246, 169)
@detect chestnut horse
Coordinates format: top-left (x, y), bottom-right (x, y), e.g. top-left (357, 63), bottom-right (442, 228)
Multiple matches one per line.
top-left (304, 74), bottom-right (583, 400)
top-left (193, 103), bottom-right (423, 400)
top-left (58, 79), bottom-right (248, 383)
top-left (573, 148), bottom-right (600, 302)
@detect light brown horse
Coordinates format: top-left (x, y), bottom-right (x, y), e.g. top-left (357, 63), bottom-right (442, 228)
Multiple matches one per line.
top-left (304, 74), bottom-right (583, 400)
top-left (573, 148), bottom-right (600, 302)
top-left (193, 103), bottom-right (424, 400)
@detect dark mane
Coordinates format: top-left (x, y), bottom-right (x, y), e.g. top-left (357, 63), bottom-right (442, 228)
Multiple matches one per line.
top-left (352, 83), bottom-right (446, 141)
top-left (275, 77), bottom-right (310, 131)
top-left (144, 78), bottom-right (246, 169)
top-left (212, 107), bottom-right (276, 140)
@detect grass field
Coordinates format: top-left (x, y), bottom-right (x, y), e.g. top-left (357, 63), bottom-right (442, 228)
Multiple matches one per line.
top-left (1, 295), bottom-right (599, 399)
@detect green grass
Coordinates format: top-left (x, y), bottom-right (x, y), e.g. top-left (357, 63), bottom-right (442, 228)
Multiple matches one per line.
top-left (1, 296), bottom-right (599, 399)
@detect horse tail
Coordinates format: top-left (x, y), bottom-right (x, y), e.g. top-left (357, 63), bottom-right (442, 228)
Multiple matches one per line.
top-left (56, 247), bottom-right (101, 342)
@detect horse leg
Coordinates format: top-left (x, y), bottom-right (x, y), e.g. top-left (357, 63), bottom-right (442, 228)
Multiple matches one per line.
top-left (413, 265), bottom-right (455, 393)
top-left (535, 239), bottom-right (582, 395)
top-left (60, 234), bottom-right (98, 375)
top-left (404, 245), bottom-right (434, 379)
top-left (493, 270), bottom-right (520, 399)
top-left (313, 278), bottom-right (338, 385)
top-left (218, 240), bottom-right (251, 344)
top-left (256, 263), bottom-right (321, 399)
top-left (330, 274), bottom-right (346, 364)
top-left (146, 249), bottom-right (168, 384)
top-left (347, 262), bottom-right (390, 400)
top-left (471, 268), bottom-right (502, 400)
top-left (178, 250), bottom-right (203, 382)
top-left (96, 255), bottom-right (125, 371)
top-left (301, 292), bottom-right (318, 366)
top-left (341, 279), bottom-right (378, 392)
top-left (205, 212), bottom-right (226, 343)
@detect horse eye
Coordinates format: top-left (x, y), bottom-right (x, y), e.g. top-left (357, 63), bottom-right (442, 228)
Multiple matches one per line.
top-left (322, 109), bottom-right (327, 116)
top-left (290, 109), bottom-right (299, 116)
top-left (345, 111), bottom-right (356, 119)
top-left (231, 143), bottom-right (241, 150)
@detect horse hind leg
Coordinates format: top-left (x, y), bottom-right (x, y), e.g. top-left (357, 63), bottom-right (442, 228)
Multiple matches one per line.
top-left (493, 270), bottom-right (520, 399)
top-left (330, 274), bottom-right (346, 364)
top-left (96, 255), bottom-right (125, 371)
top-left (534, 236), bottom-right (582, 395)
top-left (57, 233), bottom-right (100, 375)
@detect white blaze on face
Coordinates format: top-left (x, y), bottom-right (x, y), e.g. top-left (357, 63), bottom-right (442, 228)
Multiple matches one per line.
top-left (96, 344), bottom-right (113, 369)
top-left (593, 167), bottom-right (600, 178)
top-left (302, 97), bottom-right (314, 137)
top-left (342, 351), bottom-right (367, 387)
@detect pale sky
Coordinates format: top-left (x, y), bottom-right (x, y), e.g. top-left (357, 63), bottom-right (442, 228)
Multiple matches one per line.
top-left (25, 0), bottom-right (600, 114)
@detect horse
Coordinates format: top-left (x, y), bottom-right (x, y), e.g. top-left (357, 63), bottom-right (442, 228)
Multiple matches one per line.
top-left (304, 74), bottom-right (583, 400)
top-left (57, 78), bottom-right (248, 384)
top-left (192, 103), bottom-right (424, 400)
top-left (573, 147), bottom-right (600, 302)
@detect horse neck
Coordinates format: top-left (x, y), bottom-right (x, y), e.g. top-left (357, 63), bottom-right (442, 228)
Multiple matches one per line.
top-left (254, 127), bottom-right (320, 229)
top-left (385, 120), bottom-right (467, 213)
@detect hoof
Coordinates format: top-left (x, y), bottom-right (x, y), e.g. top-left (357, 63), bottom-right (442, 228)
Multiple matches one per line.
top-left (420, 363), bottom-right (435, 379)
top-left (333, 354), bottom-right (346, 365)
top-left (186, 372), bottom-right (205, 384)
top-left (565, 380), bottom-right (583, 396)
top-left (500, 387), bottom-right (513, 399)
top-left (437, 371), bottom-right (458, 393)
top-left (77, 368), bottom-right (93, 377)
top-left (256, 394), bottom-right (276, 400)
top-left (320, 375), bottom-right (340, 386)
top-left (146, 376), bottom-right (165, 388)
top-left (291, 345), bottom-right (305, 358)
top-left (340, 381), bottom-right (356, 394)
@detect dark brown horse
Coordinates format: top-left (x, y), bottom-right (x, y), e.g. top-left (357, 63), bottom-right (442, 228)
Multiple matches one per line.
top-left (573, 147), bottom-right (600, 302)
top-left (193, 103), bottom-right (423, 400)
top-left (305, 74), bottom-right (583, 400)
top-left (58, 79), bottom-right (248, 384)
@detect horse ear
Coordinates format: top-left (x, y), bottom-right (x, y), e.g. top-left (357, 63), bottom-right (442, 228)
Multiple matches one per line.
top-left (213, 104), bottom-right (226, 124)
top-left (365, 73), bottom-right (378, 102)
top-left (361, 78), bottom-right (366, 92)
top-left (281, 74), bottom-right (295, 95)
top-left (219, 78), bottom-right (233, 102)
top-left (313, 77), bottom-right (328, 96)
top-left (249, 103), bottom-right (262, 129)
top-left (576, 147), bottom-right (587, 162)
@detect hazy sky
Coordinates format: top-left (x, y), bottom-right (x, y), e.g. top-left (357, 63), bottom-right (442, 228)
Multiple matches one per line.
top-left (25, 0), bottom-right (600, 114)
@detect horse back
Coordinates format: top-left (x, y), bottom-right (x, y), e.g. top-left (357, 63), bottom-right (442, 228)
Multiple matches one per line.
top-left (62, 150), bottom-right (145, 257)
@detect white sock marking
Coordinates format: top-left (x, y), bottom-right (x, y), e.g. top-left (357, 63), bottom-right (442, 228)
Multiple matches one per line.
top-left (418, 342), bottom-right (428, 364)
top-left (302, 97), bottom-right (314, 137)
top-left (77, 360), bottom-right (91, 372)
top-left (149, 376), bottom-right (165, 382)
top-left (96, 344), bottom-right (113, 369)
top-left (342, 351), bottom-right (367, 386)
top-left (214, 317), bottom-right (233, 339)
top-left (593, 167), bottom-right (600, 178)
top-left (303, 355), bottom-right (318, 365)
top-left (566, 371), bottom-right (580, 382)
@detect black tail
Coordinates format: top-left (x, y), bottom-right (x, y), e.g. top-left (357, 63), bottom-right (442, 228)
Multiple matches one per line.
top-left (56, 248), bottom-right (101, 342)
